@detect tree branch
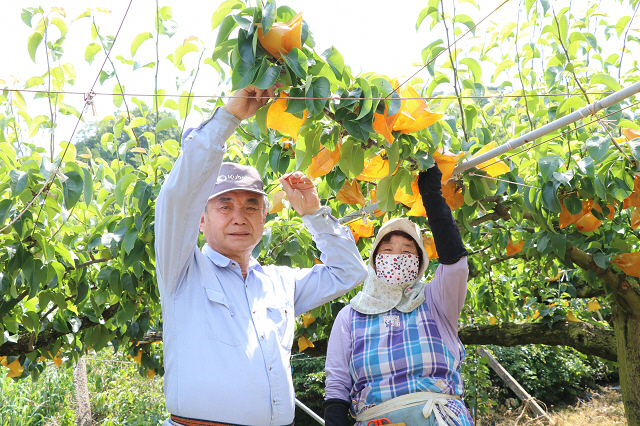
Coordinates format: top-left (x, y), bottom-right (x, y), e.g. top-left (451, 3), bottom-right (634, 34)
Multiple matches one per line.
top-left (0, 304), bottom-right (119, 357)
top-left (459, 321), bottom-right (617, 361)
top-left (565, 243), bottom-right (640, 312)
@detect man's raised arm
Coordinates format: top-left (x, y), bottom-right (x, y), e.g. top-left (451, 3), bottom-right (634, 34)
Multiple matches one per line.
top-left (154, 85), bottom-right (279, 297)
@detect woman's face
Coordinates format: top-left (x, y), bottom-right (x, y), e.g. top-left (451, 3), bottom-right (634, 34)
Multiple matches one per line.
top-left (377, 234), bottom-right (419, 256)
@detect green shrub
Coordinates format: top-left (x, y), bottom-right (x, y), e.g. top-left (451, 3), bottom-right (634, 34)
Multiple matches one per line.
top-left (480, 345), bottom-right (619, 406)
top-left (292, 356), bottom-right (327, 426)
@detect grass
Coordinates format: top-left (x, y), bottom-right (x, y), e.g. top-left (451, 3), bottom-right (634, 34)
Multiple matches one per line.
top-left (0, 350), bottom-right (168, 426)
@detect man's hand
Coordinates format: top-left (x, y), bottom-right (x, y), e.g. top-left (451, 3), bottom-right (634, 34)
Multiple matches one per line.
top-left (279, 172), bottom-right (321, 217)
top-left (222, 83), bottom-right (283, 121)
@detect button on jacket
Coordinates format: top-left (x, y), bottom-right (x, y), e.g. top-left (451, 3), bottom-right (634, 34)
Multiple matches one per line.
top-left (155, 108), bottom-right (368, 425)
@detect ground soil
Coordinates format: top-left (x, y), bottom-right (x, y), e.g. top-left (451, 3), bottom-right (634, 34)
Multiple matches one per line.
top-left (476, 386), bottom-right (627, 425)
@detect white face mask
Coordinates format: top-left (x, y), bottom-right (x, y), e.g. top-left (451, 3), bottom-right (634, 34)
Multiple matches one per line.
top-left (375, 253), bottom-right (420, 285)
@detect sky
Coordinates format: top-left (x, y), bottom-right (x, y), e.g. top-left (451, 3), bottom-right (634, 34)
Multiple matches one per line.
top-left (0, 0), bottom-right (629, 152)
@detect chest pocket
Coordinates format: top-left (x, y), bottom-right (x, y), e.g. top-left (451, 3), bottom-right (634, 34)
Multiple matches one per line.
top-left (267, 302), bottom-right (294, 351)
top-left (203, 287), bottom-right (241, 346)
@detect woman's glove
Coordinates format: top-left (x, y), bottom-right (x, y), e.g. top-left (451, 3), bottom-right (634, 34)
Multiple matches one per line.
top-left (418, 164), bottom-right (468, 264)
top-left (323, 399), bottom-right (351, 426)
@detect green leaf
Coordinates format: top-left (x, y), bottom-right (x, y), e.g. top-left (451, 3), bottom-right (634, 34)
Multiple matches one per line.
top-left (295, 126), bottom-right (320, 171)
top-left (83, 168), bottom-right (93, 208)
top-left (50, 16), bottom-right (68, 38)
top-left (549, 233), bottom-right (566, 258)
top-left (157, 117), bottom-right (178, 132)
top-left (416, 6), bottom-right (439, 31)
top-left (306, 77), bottom-right (330, 116)
top-left (113, 83), bottom-right (124, 108)
top-left (123, 228), bottom-right (138, 255)
top-left (163, 139), bottom-right (180, 157)
top-left (231, 60), bottom-right (259, 91)
top-left (21, 7), bottom-right (41, 27)
top-left (627, 138), bottom-right (640, 163)
top-left (58, 103), bottom-right (83, 121)
top-left (538, 156), bottom-right (561, 182)
top-left (355, 78), bottom-right (373, 120)
top-left (269, 144), bottom-right (288, 175)
top-left (544, 66), bottom-right (564, 88)
top-left (282, 48), bottom-right (308, 80)
top-left (590, 73), bottom-right (622, 92)
top-left (127, 117), bottom-right (147, 129)
top-left (28, 115), bottom-right (48, 138)
top-left (75, 281), bottom-right (89, 304)
top-left (0, 199), bottom-right (13, 224)
top-left (370, 77), bottom-right (401, 116)
top-left (9, 170), bottom-right (29, 197)
top-left (27, 32), bottom-right (43, 62)
top-left (62, 171), bottom-right (84, 210)
top-left (452, 14), bottom-right (475, 34)
top-left (541, 181), bottom-right (562, 213)
top-left (253, 61), bottom-right (281, 90)
top-left (338, 139), bottom-right (364, 178)
top-left (212, 0), bottom-right (244, 30)
top-left (586, 136), bottom-right (610, 164)
top-left (321, 46), bottom-right (345, 79)
top-left (131, 32), bottom-right (153, 56)
top-left (178, 91), bottom-right (193, 120)
top-left (594, 252), bottom-right (610, 269)
top-left (377, 175), bottom-right (397, 212)
top-left (563, 197), bottom-right (583, 215)
top-left (115, 173), bottom-right (137, 209)
top-left (25, 76), bottom-right (44, 88)
top-left (493, 59), bottom-right (515, 81)
top-left (216, 15), bottom-right (238, 47)
top-left (173, 42), bottom-right (198, 67)
top-left (261, 0), bottom-right (277, 35)
top-left (620, 119), bottom-right (640, 131)
top-left (255, 104), bottom-right (270, 134)
top-left (84, 43), bottom-right (101, 65)
top-left (460, 58), bottom-right (481, 82)
top-left (387, 141), bottom-right (400, 177)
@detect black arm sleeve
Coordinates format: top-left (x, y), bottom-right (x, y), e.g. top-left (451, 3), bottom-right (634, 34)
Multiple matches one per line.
top-left (418, 164), bottom-right (468, 264)
top-left (323, 399), bottom-right (351, 426)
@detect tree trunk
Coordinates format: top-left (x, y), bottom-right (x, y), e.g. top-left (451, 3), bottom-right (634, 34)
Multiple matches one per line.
top-left (73, 356), bottom-right (92, 426)
top-left (612, 301), bottom-right (640, 426)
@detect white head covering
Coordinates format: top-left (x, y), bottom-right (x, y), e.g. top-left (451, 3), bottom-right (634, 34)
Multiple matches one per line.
top-left (350, 218), bottom-right (430, 314)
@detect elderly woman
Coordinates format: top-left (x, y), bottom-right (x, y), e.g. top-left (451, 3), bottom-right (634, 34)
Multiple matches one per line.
top-left (323, 164), bottom-right (473, 426)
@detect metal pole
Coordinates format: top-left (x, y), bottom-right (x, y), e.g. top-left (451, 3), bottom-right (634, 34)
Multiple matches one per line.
top-left (452, 81), bottom-right (640, 176)
top-left (295, 398), bottom-right (326, 425)
top-left (338, 202), bottom-right (380, 224)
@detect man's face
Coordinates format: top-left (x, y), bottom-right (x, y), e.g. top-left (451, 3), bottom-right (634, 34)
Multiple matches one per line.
top-left (200, 190), bottom-right (266, 259)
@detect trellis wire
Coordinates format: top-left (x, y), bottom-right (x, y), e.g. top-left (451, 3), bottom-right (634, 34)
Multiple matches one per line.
top-left (1, 87), bottom-right (616, 101)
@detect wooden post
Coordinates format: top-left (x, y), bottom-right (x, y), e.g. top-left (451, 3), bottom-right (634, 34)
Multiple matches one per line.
top-left (476, 348), bottom-right (555, 424)
top-left (73, 355), bottom-right (92, 426)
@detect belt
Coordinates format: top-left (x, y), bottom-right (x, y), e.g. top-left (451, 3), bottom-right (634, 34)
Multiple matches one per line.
top-left (170, 414), bottom-right (294, 426)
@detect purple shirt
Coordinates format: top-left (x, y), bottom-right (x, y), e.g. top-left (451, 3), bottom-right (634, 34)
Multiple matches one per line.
top-left (325, 258), bottom-right (468, 402)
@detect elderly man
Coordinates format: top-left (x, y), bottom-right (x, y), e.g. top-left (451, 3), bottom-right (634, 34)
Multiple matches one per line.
top-left (154, 84), bottom-right (368, 426)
